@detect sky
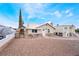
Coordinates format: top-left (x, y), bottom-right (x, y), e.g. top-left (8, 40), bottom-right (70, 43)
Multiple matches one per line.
top-left (0, 3), bottom-right (79, 28)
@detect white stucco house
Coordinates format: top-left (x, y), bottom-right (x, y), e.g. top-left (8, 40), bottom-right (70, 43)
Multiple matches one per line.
top-left (54, 24), bottom-right (75, 37)
top-left (26, 22), bottom-right (55, 36)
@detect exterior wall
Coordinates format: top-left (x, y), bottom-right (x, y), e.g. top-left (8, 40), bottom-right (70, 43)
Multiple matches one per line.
top-left (55, 26), bottom-right (64, 33)
top-left (26, 24), bottom-right (55, 37)
top-left (26, 29), bottom-right (41, 34)
top-left (55, 25), bottom-right (75, 37)
top-left (69, 26), bottom-right (75, 33)
top-left (37, 24), bottom-right (55, 33)
top-left (26, 23), bottom-right (75, 37)
top-left (0, 33), bottom-right (15, 52)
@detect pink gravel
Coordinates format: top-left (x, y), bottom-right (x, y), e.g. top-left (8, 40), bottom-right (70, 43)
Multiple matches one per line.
top-left (0, 36), bottom-right (79, 56)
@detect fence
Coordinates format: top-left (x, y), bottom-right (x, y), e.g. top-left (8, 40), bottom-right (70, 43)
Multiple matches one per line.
top-left (0, 33), bottom-right (15, 52)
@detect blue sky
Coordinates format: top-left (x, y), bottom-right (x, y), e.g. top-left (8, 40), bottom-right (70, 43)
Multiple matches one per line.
top-left (0, 3), bottom-right (79, 28)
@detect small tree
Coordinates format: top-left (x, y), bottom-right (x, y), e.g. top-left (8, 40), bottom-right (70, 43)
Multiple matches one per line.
top-left (75, 29), bottom-right (79, 33)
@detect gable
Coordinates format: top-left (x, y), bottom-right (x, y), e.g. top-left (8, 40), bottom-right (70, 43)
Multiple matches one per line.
top-left (36, 23), bottom-right (55, 30)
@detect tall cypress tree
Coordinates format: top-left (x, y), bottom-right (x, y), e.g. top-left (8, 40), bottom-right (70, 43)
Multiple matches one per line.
top-left (19, 9), bottom-right (24, 28)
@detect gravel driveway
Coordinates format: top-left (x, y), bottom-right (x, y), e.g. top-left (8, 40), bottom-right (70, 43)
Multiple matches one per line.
top-left (0, 36), bottom-right (79, 56)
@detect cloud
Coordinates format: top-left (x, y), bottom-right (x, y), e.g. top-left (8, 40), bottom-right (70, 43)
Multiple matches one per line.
top-left (67, 12), bottom-right (73, 17)
top-left (23, 4), bottom-right (45, 19)
top-left (65, 9), bottom-right (73, 17)
top-left (65, 9), bottom-right (70, 14)
top-left (53, 11), bottom-right (62, 18)
top-left (23, 3), bottom-right (53, 20)
top-left (41, 17), bottom-right (46, 19)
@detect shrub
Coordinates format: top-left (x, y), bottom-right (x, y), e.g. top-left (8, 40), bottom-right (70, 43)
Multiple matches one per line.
top-left (75, 29), bottom-right (79, 33)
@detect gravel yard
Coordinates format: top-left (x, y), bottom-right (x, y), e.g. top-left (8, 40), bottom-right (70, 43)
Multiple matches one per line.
top-left (0, 36), bottom-right (79, 56)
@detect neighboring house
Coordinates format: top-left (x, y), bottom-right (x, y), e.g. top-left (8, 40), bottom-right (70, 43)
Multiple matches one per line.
top-left (26, 22), bottom-right (55, 36)
top-left (54, 24), bottom-right (75, 37)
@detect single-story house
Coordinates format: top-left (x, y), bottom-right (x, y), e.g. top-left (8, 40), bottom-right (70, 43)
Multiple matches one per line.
top-left (26, 22), bottom-right (55, 36)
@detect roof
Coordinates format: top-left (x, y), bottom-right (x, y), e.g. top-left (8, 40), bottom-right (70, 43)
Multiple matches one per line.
top-left (36, 22), bottom-right (55, 29)
top-left (55, 24), bottom-right (75, 27)
top-left (26, 24), bottom-right (38, 29)
top-left (26, 21), bottom-right (55, 29)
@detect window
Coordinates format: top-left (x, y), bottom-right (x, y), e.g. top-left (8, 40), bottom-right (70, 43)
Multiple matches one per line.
top-left (43, 29), bottom-right (44, 31)
top-left (69, 33), bottom-right (72, 36)
top-left (48, 29), bottom-right (50, 33)
top-left (55, 32), bottom-right (58, 35)
top-left (64, 27), bottom-right (67, 29)
top-left (32, 29), bottom-right (37, 33)
top-left (70, 26), bottom-right (72, 29)
top-left (32, 29), bottom-right (34, 32)
top-left (35, 30), bottom-right (37, 33)
top-left (59, 32), bottom-right (63, 36)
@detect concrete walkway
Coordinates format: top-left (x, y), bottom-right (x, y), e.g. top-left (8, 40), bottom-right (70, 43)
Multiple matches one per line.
top-left (0, 36), bottom-right (79, 56)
